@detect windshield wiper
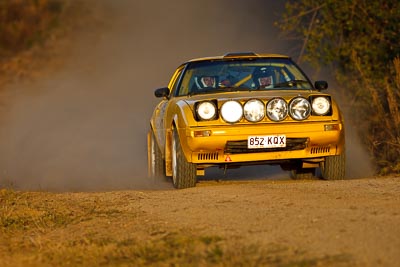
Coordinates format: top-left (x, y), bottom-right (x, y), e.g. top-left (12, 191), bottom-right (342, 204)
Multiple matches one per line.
top-left (274, 80), bottom-right (310, 88)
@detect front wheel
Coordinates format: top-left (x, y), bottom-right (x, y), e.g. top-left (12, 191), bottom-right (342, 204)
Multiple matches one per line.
top-left (171, 128), bottom-right (197, 189)
top-left (320, 154), bottom-right (346, 180)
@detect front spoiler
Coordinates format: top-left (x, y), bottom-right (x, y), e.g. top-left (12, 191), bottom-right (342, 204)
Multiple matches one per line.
top-left (179, 121), bottom-right (345, 164)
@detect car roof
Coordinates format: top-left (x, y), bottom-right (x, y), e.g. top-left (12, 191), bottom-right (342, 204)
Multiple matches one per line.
top-left (186, 52), bottom-right (290, 63)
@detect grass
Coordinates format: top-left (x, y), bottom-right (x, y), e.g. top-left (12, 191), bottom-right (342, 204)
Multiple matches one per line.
top-left (0, 189), bottom-right (353, 267)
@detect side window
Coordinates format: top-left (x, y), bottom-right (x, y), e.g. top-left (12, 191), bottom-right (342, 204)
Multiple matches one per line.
top-left (177, 69), bottom-right (193, 96)
top-left (168, 66), bottom-right (185, 97)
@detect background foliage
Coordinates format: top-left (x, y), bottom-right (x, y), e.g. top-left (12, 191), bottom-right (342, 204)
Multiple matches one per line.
top-left (278, 0), bottom-right (400, 174)
top-left (1, 0), bottom-right (399, 175)
top-left (0, 0), bottom-right (94, 87)
top-left (0, 0), bottom-right (64, 59)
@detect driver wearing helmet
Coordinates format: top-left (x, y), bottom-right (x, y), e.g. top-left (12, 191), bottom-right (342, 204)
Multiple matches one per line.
top-left (253, 67), bottom-right (274, 89)
top-left (195, 76), bottom-right (217, 89)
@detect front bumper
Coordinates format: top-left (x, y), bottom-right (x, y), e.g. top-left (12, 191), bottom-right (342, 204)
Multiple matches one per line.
top-left (181, 121), bottom-right (344, 164)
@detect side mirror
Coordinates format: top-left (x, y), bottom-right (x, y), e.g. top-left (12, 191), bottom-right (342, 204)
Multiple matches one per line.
top-left (315, 81), bottom-right (328, 90)
top-left (154, 87), bottom-right (170, 98)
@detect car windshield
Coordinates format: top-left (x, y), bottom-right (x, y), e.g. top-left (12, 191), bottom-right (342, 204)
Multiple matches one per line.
top-left (175, 58), bottom-right (313, 96)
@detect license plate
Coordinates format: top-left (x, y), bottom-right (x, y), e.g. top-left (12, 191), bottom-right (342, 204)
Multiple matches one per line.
top-left (247, 135), bottom-right (286, 148)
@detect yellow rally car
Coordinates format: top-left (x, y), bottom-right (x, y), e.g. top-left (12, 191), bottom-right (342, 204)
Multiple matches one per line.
top-left (148, 52), bottom-right (345, 188)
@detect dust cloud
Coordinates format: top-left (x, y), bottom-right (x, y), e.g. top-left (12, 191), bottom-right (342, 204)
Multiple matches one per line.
top-left (0, 0), bottom-right (372, 192)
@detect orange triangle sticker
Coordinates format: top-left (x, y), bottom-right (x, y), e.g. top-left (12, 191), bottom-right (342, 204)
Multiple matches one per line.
top-left (225, 155), bottom-right (232, 162)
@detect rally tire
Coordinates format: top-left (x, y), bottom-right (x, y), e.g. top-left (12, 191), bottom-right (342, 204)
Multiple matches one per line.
top-left (172, 128), bottom-right (197, 189)
top-left (320, 153), bottom-right (346, 180)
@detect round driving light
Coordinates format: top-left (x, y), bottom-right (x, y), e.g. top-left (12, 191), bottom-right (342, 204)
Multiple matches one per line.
top-left (220, 100), bottom-right (243, 123)
top-left (244, 99), bottom-right (265, 122)
top-left (289, 97), bottom-right (311, 120)
top-left (312, 97), bottom-right (330, 115)
top-left (266, 98), bottom-right (288, 121)
top-left (196, 101), bottom-right (217, 120)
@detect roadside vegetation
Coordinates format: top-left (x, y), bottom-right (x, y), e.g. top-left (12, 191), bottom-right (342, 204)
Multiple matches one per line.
top-left (0, 188), bottom-right (352, 266)
top-left (0, 0), bottom-right (63, 85)
top-left (0, 0), bottom-right (99, 87)
top-left (277, 0), bottom-right (400, 175)
top-left (0, 0), bottom-right (63, 58)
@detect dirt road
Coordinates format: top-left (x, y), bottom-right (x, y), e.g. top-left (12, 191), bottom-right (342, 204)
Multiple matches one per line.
top-left (1, 176), bottom-right (399, 266)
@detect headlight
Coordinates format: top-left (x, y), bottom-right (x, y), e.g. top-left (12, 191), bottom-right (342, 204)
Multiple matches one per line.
top-left (220, 100), bottom-right (243, 123)
top-left (266, 98), bottom-right (288, 121)
top-left (196, 101), bottom-right (217, 120)
top-left (244, 99), bottom-right (265, 122)
top-left (312, 96), bottom-right (330, 115)
top-left (289, 97), bottom-right (311, 120)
